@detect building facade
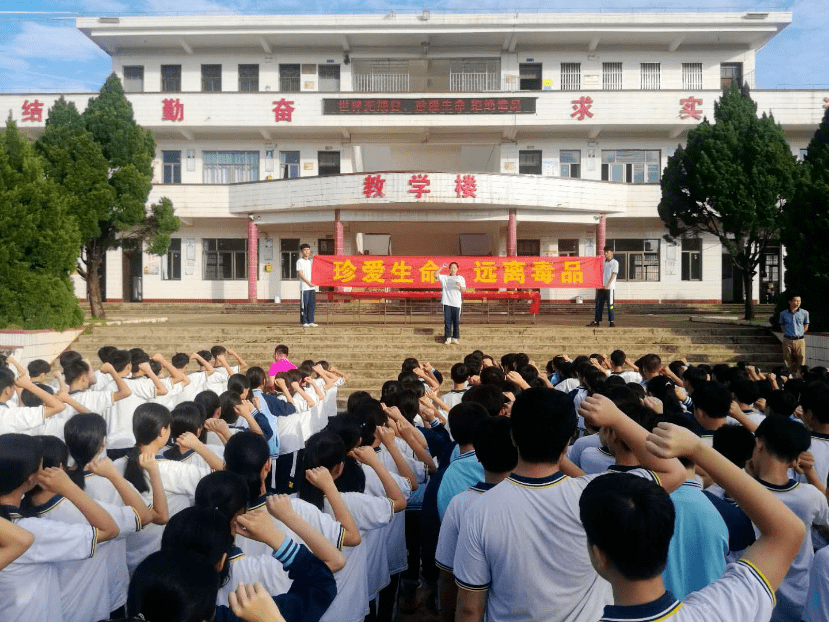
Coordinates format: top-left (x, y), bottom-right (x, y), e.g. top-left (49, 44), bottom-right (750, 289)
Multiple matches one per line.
top-left (4, 12), bottom-right (826, 303)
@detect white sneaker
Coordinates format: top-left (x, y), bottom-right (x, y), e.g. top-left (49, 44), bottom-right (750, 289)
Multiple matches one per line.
top-left (452, 338), bottom-right (460, 344)
top-left (445, 338), bottom-right (452, 345)
top-left (303, 323), bottom-right (310, 327)
top-left (310, 323), bottom-right (319, 327)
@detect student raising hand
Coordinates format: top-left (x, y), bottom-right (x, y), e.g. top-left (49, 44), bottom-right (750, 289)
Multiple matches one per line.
top-left (229, 582), bottom-right (286, 623)
top-left (235, 509), bottom-right (286, 551)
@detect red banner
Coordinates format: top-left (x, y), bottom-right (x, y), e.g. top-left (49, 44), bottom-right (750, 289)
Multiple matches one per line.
top-left (312, 256), bottom-right (602, 289)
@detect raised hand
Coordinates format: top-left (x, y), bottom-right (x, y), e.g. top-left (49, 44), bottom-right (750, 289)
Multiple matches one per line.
top-left (229, 582), bottom-right (286, 623)
top-left (305, 466), bottom-right (336, 492)
top-left (175, 431), bottom-right (201, 451)
top-left (138, 452), bottom-right (159, 473)
top-left (645, 421), bottom-right (702, 460)
top-left (86, 457), bottom-right (119, 480)
top-left (37, 467), bottom-right (75, 496)
top-left (349, 446), bottom-right (380, 466)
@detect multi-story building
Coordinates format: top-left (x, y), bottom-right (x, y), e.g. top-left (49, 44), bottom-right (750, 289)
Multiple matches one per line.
top-left (4, 11), bottom-right (826, 304)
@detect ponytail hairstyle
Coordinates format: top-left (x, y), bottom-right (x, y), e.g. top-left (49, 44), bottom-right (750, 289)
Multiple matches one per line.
top-left (396, 388), bottom-right (420, 423)
top-left (223, 431), bottom-right (269, 507)
top-left (245, 367), bottom-right (266, 391)
top-left (325, 416), bottom-right (366, 494)
top-left (163, 402), bottom-right (205, 460)
top-left (219, 391), bottom-right (242, 425)
top-left (22, 436), bottom-right (69, 514)
top-left (0, 434), bottom-right (43, 519)
top-left (64, 412), bottom-right (108, 489)
top-left (161, 506), bottom-right (234, 588)
top-left (353, 400), bottom-right (383, 446)
top-left (124, 403), bottom-right (171, 493)
top-left (299, 431), bottom-right (346, 510)
top-left (195, 471), bottom-right (249, 524)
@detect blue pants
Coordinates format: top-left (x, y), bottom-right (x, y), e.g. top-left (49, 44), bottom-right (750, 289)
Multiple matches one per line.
top-left (595, 288), bottom-right (615, 322)
top-left (444, 305), bottom-right (460, 339)
top-left (300, 289), bottom-right (316, 324)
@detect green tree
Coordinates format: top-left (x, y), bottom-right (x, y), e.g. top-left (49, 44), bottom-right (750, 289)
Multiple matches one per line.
top-left (0, 120), bottom-right (84, 330)
top-left (774, 108), bottom-right (829, 332)
top-left (37, 74), bottom-right (179, 317)
top-left (658, 84), bottom-right (796, 320)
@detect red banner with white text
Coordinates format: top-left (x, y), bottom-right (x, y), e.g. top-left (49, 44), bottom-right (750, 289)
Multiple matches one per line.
top-left (311, 256), bottom-right (602, 289)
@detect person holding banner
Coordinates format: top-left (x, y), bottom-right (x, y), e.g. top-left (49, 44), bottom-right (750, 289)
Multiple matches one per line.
top-left (435, 262), bottom-right (467, 345)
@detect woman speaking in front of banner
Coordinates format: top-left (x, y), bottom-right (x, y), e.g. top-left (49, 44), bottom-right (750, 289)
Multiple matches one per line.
top-left (434, 262), bottom-right (467, 345)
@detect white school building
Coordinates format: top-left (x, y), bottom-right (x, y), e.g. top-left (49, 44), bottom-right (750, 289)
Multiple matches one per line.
top-left (4, 11), bottom-right (826, 304)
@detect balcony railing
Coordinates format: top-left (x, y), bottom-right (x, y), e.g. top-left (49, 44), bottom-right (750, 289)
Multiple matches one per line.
top-left (353, 73), bottom-right (410, 93)
top-left (450, 72), bottom-right (500, 92)
top-left (279, 77), bottom-right (301, 92)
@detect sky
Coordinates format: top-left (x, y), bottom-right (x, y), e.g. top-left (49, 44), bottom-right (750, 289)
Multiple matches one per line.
top-left (0, 0), bottom-right (826, 93)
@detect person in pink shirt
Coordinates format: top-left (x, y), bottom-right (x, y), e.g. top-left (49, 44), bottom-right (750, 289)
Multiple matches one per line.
top-left (268, 344), bottom-right (297, 378)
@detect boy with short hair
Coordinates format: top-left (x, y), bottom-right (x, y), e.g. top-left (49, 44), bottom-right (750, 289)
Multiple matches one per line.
top-left (691, 382), bottom-right (732, 442)
top-left (436, 416), bottom-right (518, 620)
top-left (442, 363), bottom-right (469, 411)
top-left (748, 415), bottom-right (829, 620)
top-left (578, 420), bottom-right (805, 622)
top-left (453, 390), bottom-right (685, 622)
top-left (609, 350), bottom-right (642, 384)
top-left (796, 381), bottom-right (828, 493)
top-left (728, 379), bottom-right (765, 429)
top-left (636, 354), bottom-right (663, 384)
top-left (436, 402), bottom-right (488, 519)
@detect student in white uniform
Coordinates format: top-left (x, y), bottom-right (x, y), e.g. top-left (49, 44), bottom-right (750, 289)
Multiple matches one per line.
top-left (0, 370), bottom-right (66, 435)
top-left (223, 431), bottom-right (358, 558)
top-left (24, 436), bottom-right (145, 621)
top-left (436, 416), bottom-right (517, 621)
top-left (803, 545), bottom-right (829, 622)
top-left (746, 415), bottom-right (829, 621)
top-left (62, 359), bottom-right (132, 422)
top-left (579, 420), bottom-right (807, 623)
top-left (796, 381), bottom-right (829, 490)
top-left (453, 390), bottom-right (685, 622)
top-left (0, 516), bottom-right (33, 572)
top-left (0, 433), bottom-right (120, 622)
top-left (161, 401), bottom-right (226, 470)
top-left (300, 430), bottom-right (404, 621)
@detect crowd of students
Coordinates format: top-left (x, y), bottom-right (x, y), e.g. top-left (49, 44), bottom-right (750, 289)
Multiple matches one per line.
top-left (0, 343), bottom-right (827, 622)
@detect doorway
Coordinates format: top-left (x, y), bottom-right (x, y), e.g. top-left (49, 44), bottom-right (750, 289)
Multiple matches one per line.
top-left (122, 241), bottom-right (143, 302)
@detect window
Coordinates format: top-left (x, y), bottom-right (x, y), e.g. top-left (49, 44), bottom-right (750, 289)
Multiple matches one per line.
top-left (281, 239), bottom-right (300, 279)
top-left (123, 66), bottom-right (144, 92)
top-left (203, 239), bottom-right (248, 280)
top-left (280, 151), bottom-right (300, 178)
top-left (202, 64), bottom-right (222, 92)
top-left (519, 150), bottom-right (542, 175)
top-left (519, 63), bottom-right (542, 91)
top-left (318, 65), bottom-right (341, 92)
top-left (162, 238), bottom-right (181, 280)
top-left (318, 238), bottom-right (335, 255)
top-left (202, 151), bottom-right (259, 184)
top-left (238, 64), bottom-right (259, 92)
top-left (161, 65), bottom-right (181, 92)
top-left (682, 63), bottom-right (702, 90)
top-left (162, 151), bottom-right (181, 184)
top-left (601, 150), bottom-right (661, 184)
top-left (517, 239), bottom-right (540, 256)
top-left (720, 63), bottom-right (742, 90)
top-left (561, 63), bottom-right (580, 91)
top-left (640, 63), bottom-right (660, 90)
top-left (798, 148), bottom-right (808, 161)
top-left (602, 62), bottom-right (622, 91)
top-left (607, 239), bottom-right (660, 282)
top-left (681, 238), bottom-right (702, 281)
top-left (279, 64), bottom-right (301, 92)
top-left (560, 150), bottom-right (580, 178)
top-left (450, 58), bottom-right (501, 92)
top-left (558, 239), bottom-right (579, 257)
top-left (318, 151), bottom-right (340, 176)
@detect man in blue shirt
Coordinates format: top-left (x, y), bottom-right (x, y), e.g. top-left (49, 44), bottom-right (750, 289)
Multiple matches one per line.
top-left (779, 293), bottom-right (810, 377)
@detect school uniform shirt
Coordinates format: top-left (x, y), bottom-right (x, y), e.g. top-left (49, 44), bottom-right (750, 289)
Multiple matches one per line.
top-left (103, 377), bottom-right (160, 450)
top-left (453, 468), bottom-right (662, 622)
top-left (442, 389), bottom-right (467, 412)
top-left (236, 495), bottom-right (345, 559)
top-left (611, 370), bottom-right (643, 384)
top-left (438, 274), bottom-right (466, 308)
top-left (796, 431), bottom-right (830, 550)
top-left (171, 444), bottom-right (225, 471)
top-left (567, 433), bottom-right (602, 468)
top-left (754, 477), bottom-right (829, 621)
top-left (0, 508), bottom-right (99, 622)
top-left (580, 446), bottom-right (616, 474)
top-left (726, 408), bottom-right (766, 429)
top-left (803, 545), bottom-right (829, 623)
top-left (554, 377), bottom-right (581, 393)
top-left (437, 450), bottom-right (485, 519)
top-left (598, 558), bottom-right (776, 622)
top-left (320, 492), bottom-right (396, 622)
top-left (183, 370), bottom-right (210, 401)
top-left (217, 545), bottom-right (291, 609)
top-left (361, 462), bottom-right (410, 599)
top-left (155, 455), bottom-right (213, 518)
top-left (0, 402), bottom-right (47, 435)
top-left (374, 445), bottom-right (415, 575)
top-left (206, 365), bottom-right (239, 396)
top-left (31, 494), bottom-right (141, 622)
top-left (214, 539), bottom-right (337, 623)
top-left (435, 482), bottom-right (495, 574)
top-left (152, 377), bottom-right (186, 409)
top-left (251, 388), bottom-right (280, 457)
top-left (663, 479), bottom-right (729, 600)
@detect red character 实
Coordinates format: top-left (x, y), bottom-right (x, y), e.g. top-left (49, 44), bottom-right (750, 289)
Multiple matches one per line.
top-left (272, 99), bottom-right (295, 122)
top-left (679, 96), bottom-right (703, 120)
top-left (455, 174), bottom-right (477, 199)
top-left (570, 96), bottom-right (594, 121)
top-left (408, 174), bottom-right (431, 198)
top-left (161, 98), bottom-right (184, 122)
top-left (21, 99), bottom-right (44, 123)
top-left (363, 174), bottom-right (385, 198)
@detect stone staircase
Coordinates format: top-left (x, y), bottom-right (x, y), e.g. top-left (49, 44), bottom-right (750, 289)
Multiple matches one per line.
top-left (67, 319), bottom-right (783, 406)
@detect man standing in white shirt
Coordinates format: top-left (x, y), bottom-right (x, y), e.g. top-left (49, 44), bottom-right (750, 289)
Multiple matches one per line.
top-left (296, 243), bottom-right (318, 328)
top-left (587, 246), bottom-right (619, 328)
top-left (435, 262), bottom-right (467, 345)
